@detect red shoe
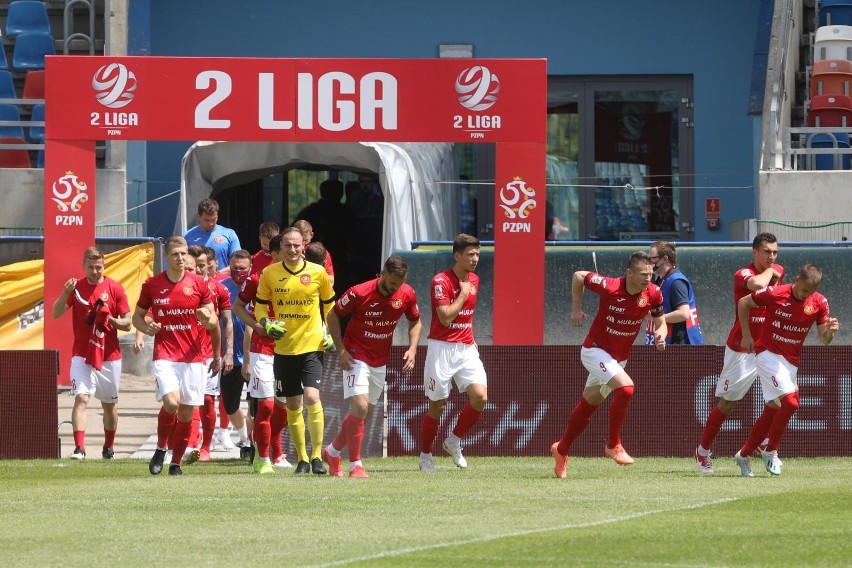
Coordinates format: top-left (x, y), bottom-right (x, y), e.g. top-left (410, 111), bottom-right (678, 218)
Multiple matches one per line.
top-left (323, 447), bottom-right (343, 477)
top-left (199, 448), bottom-right (211, 462)
top-left (349, 464), bottom-right (369, 478)
top-left (551, 442), bottom-right (568, 479)
top-left (605, 444), bottom-right (634, 465)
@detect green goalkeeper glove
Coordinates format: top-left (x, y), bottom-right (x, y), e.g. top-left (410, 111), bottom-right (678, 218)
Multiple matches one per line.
top-left (322, 323), bottom-right (336, 352)
top-left (260, 317), bottom-right (286, 340)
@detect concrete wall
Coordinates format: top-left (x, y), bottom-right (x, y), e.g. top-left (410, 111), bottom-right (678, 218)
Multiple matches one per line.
top-left (759, 170), bottom-right (852, 221)
top-left (0, 169), bottom-right (127, 229)
top-left (396, 245), bottom-right (852, 346)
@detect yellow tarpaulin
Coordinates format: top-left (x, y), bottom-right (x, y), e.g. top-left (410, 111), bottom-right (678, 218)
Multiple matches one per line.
top-left (0, 243), bottom-right (155, 349)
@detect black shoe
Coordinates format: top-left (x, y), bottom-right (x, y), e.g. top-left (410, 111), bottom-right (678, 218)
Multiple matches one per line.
top-left (70, 446), bottom-right (86, 460)
top-left (240, 444), bottom-right (252, 462)
top-left (168, 464), bottom-right (183, 476)
top-left (294, 460), bottom-right (311, 475)
top-left (311, 457), bottom-right (327, 475)
top-left (102, 448), bottom-right (115, 460)
top-left (149, 448), bottom-right (166, 475)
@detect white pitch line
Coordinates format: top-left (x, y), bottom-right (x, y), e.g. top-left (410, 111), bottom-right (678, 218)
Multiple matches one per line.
top-left (307, 497), bottom-right (739, 568)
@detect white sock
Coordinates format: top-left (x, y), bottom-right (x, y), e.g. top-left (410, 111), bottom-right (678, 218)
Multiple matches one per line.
top-left (349, 460), bottom-right (362, 471)
top-left (697, 445), bottom-right (710, 456)
top-left (446, 433), bottom-right (461, 446)
top-left (236, 424), bottom-right (247, 441)
top-left (327, 444), bottom-right (341, 458)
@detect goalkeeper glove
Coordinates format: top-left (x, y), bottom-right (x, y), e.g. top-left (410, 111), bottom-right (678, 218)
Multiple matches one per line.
top-left (260, 317), bottom-right (286, 340)
top-left (322, 324), bottom-right (336, 352)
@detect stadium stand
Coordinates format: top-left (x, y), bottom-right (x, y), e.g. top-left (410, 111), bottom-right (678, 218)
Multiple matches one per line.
top-left (810, 58), bottom-right (852, 97)
top-left (11, 30), bottom-right (55, 71)
top-left (805, 131), bottom-right (851, 169)
top-left (28, 103), bottom-right (43, 143)
top-left (0, 103), bottom-right (25, 138)
top-left (22, 69), bottom-right (44, 100)
top-left (819, 0), bottom-right (852, 27)
top-left (807, 94), bottom-right (852, 126)
top-left (0, 70), bottom-right (17, 101)
top-left (0, 136), bottom-right (31, 167)
top-left (4, 1), bottom-right (51, 38)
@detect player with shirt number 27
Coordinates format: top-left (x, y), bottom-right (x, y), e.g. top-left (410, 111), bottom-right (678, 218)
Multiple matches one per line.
top-left (551, 251), bottom-right (667, 479)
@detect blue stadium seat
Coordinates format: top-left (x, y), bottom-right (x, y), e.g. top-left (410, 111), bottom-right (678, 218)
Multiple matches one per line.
top-left (11, 31), bottom-right (55, 71)
top-left (28, 103), bottom-right (43, 143)
top-left (36, 147), bottom-right (43, 167)
top-left (0, 70), bottom-right (17, 101)
top-left (806, 131), bottom-right (851, 170)
top-left (820, 0), bottom-right (852, 27)
top-left (0, 104), bottom-right (25, 139)
top-left (0, 46), bottom-right (8, 70)
top-left (5, 1), bottom-right (52, 37)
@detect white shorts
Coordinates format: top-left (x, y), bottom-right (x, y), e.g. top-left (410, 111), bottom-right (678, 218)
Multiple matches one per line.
top-left (152, 359), bottom-right (206, 406)
top-left (755, 350), bottom-right (798, 403)
top-left (423, 339), bottom-right (487, 402)
top-left (580, 347), bottom-right (627, 397)
top-left (69, 356), bottom-right (121, 403)
top-left (203, 357), bottom-right (221, 396)
top-left (715, 346), bottom-right (758, 401)
top-left (249, 352), bottom-right (276, 400)
top-left (343, 359), bottom-right (386, 405)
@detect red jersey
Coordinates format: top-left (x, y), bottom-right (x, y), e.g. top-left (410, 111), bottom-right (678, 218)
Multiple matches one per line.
top-left (66, 276), bottom-right (129, 361)
top-left (334, 278), bottom-right (420, 367)
top-left (137, 271), bottom-right (213, 363)
top-left (428, 269), bottom-right (479, 344)
top-left (250, 249), bottom-right (273, 277)
top-left (582, 273), bottom-right (664, 362)
top-left (238, 275), bottom-right (275, 355)
top-left (725, 263), bottom-right (785, 352)
top-left (199, 277), bottom-right (231, 358)
top-left (752, 283), bottom-right (829, 366)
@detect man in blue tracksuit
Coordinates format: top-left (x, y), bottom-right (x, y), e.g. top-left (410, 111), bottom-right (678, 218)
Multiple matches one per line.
top-left (645, 240), bottom-right (703, 345)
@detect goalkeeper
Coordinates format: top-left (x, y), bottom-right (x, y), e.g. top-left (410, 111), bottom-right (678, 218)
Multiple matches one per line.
top-left (254, 229), bottom-right (335, 476)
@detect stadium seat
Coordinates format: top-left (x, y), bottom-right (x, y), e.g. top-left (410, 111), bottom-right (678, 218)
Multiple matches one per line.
top-left (0, 70), bottom-right (17, 101)
top-left (28, 103), bottom-right (43, 143)
top-left (0, 137), bottom-right (31, 167)
top-left (807, 94), bottom-right (852, 126)
top-left (0, 46), bottom-right (8, 70)
top-left (811, 59), bottom-right (852, 97)
top-left (820, 0), bottom-right (852, 27)
top-left (36, 147), bottom-right (43, 167)
top-left (11, 31), bottom-right (55, 71)
top-left (814, 25), bottom-right (852, 62)
top-left (805, 131), bottom-right (851, 170)
top-left (4, 1), bottom-right (51, 37)
top-left (22, 70), bottom-right (44, 100)
top-left (0, 104), bottom-right (25, 138)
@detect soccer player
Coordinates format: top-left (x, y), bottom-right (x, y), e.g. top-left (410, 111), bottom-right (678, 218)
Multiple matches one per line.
top-left (133, 236), bottom-right (221, 476)
top-left (551, 251), bottom-right (667, 479)
top-left (183, 245), bottom-right (232, 463)
top-left (694, 233), bottom-right (784, 474)
top-left (233, 266), bottom-right (293, 474)
top-left (645, 240), bottom-right (703, 345)
top-left (419, 233), bottom-right (487, 472)
top-left (183, 198), bottom-right (241, 271)
top-left (732, 265), bottom-right (838, 477)
top-left (323, 255), bottom-right (422, 478)
top-left (51, 247), bottom-right (132, 459)
top-left (218, 250), bottom-right (254, 452)
top-left (254, 229), bottom-right (336, 475)
top-left (250, 221), bottom-right (280, 278)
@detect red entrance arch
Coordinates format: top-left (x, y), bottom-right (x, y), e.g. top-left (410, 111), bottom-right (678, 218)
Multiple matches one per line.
top-left (44, 56), bottom-right (547, 384)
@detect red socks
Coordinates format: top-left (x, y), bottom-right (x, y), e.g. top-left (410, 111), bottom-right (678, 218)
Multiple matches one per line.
top-left (218, 397), bottom-right (229, 429)
top-left (607, 385), bottom-right (634, 448)
top-left (452, 403), bottom-right (483, 439)
top-left (700, 406), bottom-right (728, 450)
top-left (766, 393), bottom-right (799, 452)
top-left (270, 404), bottom-right (288, 462)
top-left (73, 430), bottom-right (85, 451)
top-left (420, 414), bottom-right (439, 454)
top-left (254, 400), bottom-right (274, 459)
top-left (201, 395), bottom-right (216, 451)
top-left (103, 428), bottom-right (116, 450)
top-left (170, 419), bottom-right (192, 465)
top-left (156, 407), bottom-right (176, 449)
top-left (740, 404), bottom-right (779, 456)
top-left (557, 397), bottom-right (598, 456)
top-left (345, 415), bottom-right (366, 463)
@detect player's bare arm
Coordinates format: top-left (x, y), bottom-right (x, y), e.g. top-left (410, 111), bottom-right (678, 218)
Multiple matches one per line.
top-left (241, 326), bottom-right (252, 381)
top-left (651, 313), bottom-right (667, 350)
top-left (737, 295), bottom-right (759, 352)
top-left (111, 311), bottom-right (133, 332)
top-left (51, 277), bottom-right (77, 318)
top-left (748, 266), bottom-right (780, 291)
top-left (221, 308), bottom-right (234, 373)
top-left (196, 303), bottom-right (219, 330)
top-left (571, 271), bottom-right (590, 326)
top-left (132, 306), bottom-right (161, 336)
top-left (402, 318), bottom-right (423, 372)
top-left (233, 297), bottom-right (266, 336)
top-left (818, 317), bottom-right (839, 345)
top-left (436, 283), bottom-right (471, 326)
top-left (326, 308), bottom-right (353, 370)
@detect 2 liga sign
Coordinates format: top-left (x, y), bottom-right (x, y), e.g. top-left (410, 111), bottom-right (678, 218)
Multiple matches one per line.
top-left (46, 57), bottom-right (545, 143)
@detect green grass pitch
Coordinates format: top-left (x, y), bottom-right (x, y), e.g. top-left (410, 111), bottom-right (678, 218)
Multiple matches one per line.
top-left (1, 456), bottom-right (851, 567)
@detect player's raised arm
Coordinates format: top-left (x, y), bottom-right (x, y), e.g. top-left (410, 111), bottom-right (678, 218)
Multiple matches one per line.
top-left (571, 271), bottom-right (590, 327)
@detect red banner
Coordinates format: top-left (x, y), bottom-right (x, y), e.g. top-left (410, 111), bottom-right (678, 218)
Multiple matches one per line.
top-left (43, 140), bottom-right (97, 386)
top-left (493, 143), bottom-right (546, 344)
top-left (45, 56), bottom-right (546, 144)
top-left (386, 345), bottom-right (852, 458)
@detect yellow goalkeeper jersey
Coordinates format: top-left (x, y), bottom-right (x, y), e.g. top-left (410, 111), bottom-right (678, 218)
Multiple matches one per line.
top-left (255, 260), bottom-right (335, 355)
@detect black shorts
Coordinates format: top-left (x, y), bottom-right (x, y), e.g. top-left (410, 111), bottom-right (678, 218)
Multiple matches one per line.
top-left (220, 365), bottom-right (245, 415)
top-left (273, 352), bottom-right (324, 398)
